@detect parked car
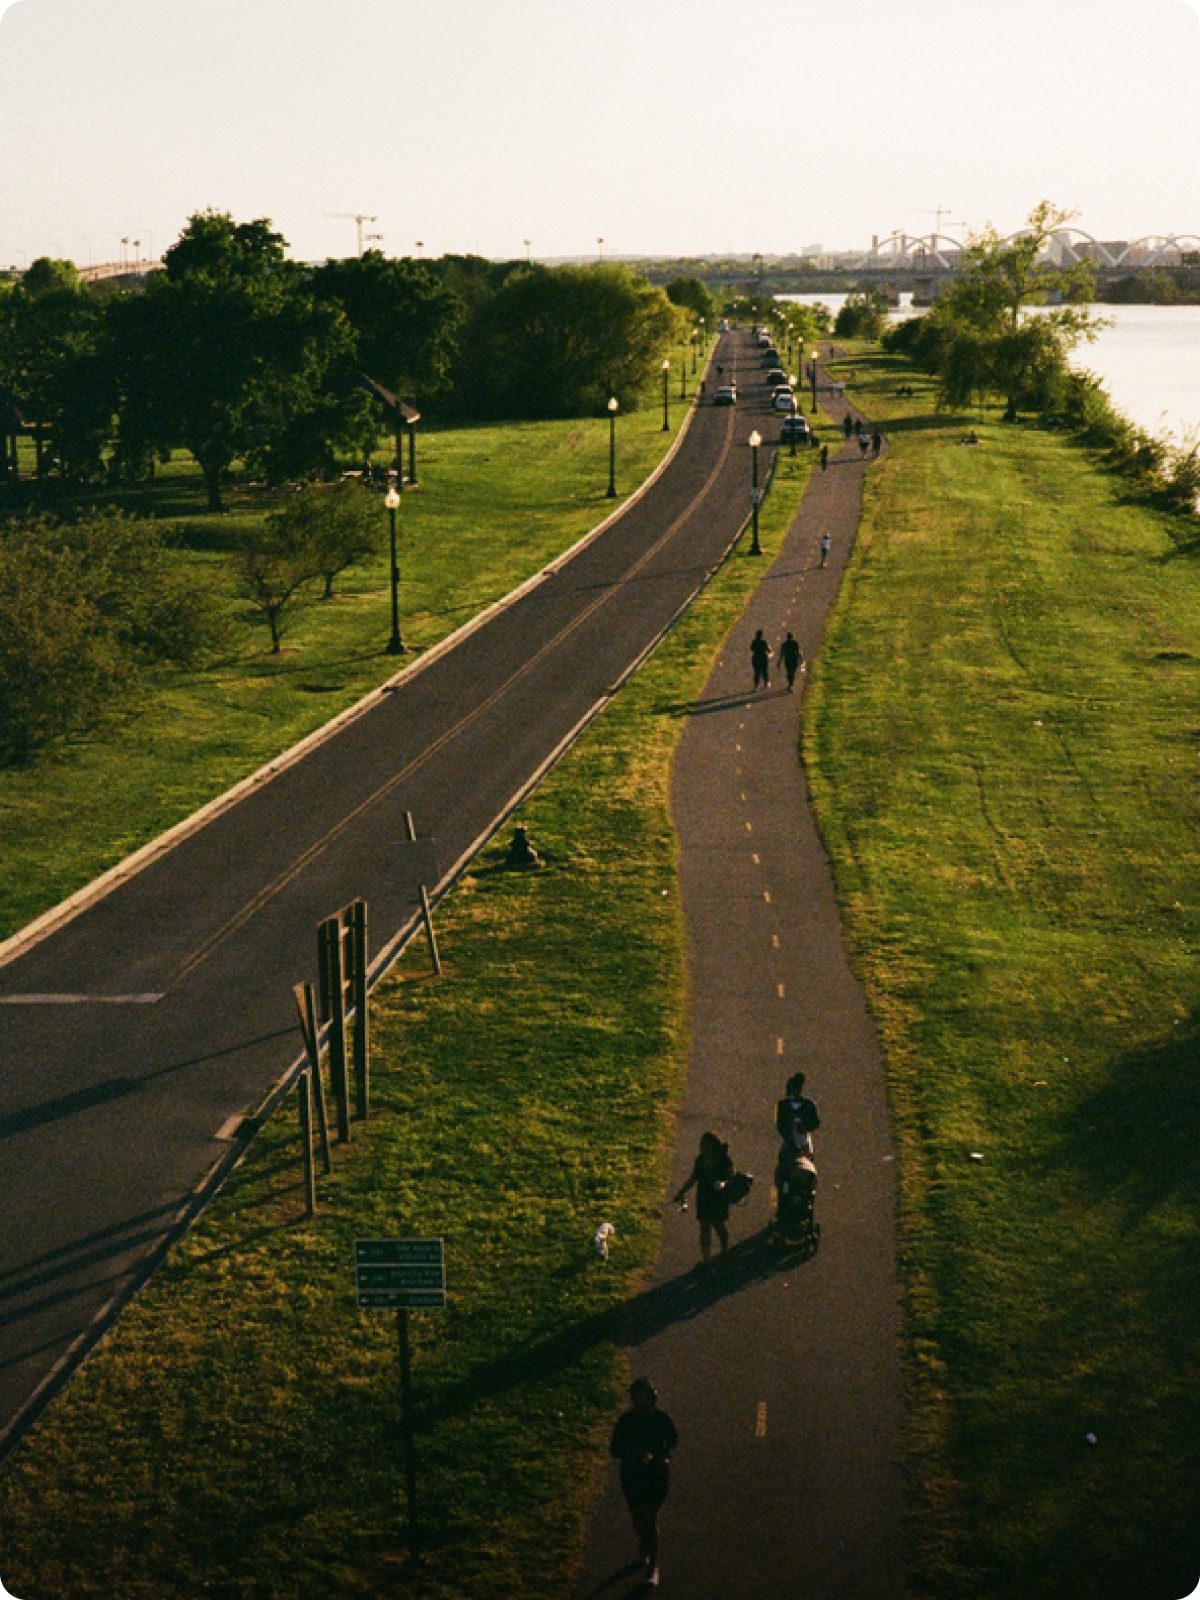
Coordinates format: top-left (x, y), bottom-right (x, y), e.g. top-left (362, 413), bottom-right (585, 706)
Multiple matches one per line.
top-left (766, 368), bottom-right (788, 387)
top-left (713, 384), bottom-right (737, 405)
top-left (774, 390), bottom-right (801, 412)
top-left (761, 350), bottom-right (781, 367)
top-left (780, 414), bottom-right (812, 443)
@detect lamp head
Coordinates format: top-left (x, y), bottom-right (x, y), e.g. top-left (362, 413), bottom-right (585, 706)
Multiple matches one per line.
top-left (662, 358), bottom-right (670, 371)
top-left (748, 429), bottom-right (762, 449)
top-left (384, 488), bottom-right (401, 511)
top-left (607, 396), bottom-right (619, 413)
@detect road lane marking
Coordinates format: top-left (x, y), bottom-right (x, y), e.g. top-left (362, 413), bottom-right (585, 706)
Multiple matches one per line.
top-left (763, 890), bottom-right (771, 903)
top-left (756, 1402), bottom-right (767, 1437)
top-left (772, 934), bottom-right (780, 948)
top-left (166, 407), bottom-right (742, 990)
top-left (778, 983), bottom-right (785, 998)
top-left (777, 1037), bottom-right (785, 1054)
top-left (0, 993), bottom-right (163, 1005)
top-left (752, 853), bottom-right (760, 865)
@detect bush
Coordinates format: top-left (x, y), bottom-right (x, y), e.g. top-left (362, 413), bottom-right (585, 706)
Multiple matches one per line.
top-left (834, 291), bottom-right (889, 340)
top-left (0, 511), bottom-right (224, 764)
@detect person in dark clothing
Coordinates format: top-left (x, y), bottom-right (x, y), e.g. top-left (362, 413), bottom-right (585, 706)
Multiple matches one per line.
top-left (673, 1130), bottom-right (735, 1260)
top-left (820, 443), bottom-right (829, 472)
top-left (776, 1071), bottom-right (821, 1154)
top-left (610, 1378), bottom-right (679, 1585)
top-left (779, 631), bottom-right (803, 691)
top-left (842, 412), bottom-right (854, 439)
top-left (872, 429), bottom-right (883, 457)
top-left (750, 629), bottom-right (771, 690)
top-left (820, 532), bottom-right (831, 567)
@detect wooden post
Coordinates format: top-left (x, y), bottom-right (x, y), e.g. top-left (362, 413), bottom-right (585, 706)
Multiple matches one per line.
top-left (294, 981), bottom-right (331, 1174)
top-left (320, 918), bottom-right (352, 1143)
top-left (398, 1308), bottom-right (421, 1561)
top-left (297, 1069), bottom-right (316, 1217)
top-left (419, 884), bottom-right (443, 977)
top-left (404, 814), bottom-right (441, 976)
top-left (351, 900), bottom-right (369, 1122)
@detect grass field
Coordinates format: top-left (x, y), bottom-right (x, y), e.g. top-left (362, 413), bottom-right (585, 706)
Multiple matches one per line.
top-left (0, 403), bottom-right (686, 942)
top-left (810, 349), bottom-right (1200, 1599)
top-left (0, 425), bottom-right (827, 1598)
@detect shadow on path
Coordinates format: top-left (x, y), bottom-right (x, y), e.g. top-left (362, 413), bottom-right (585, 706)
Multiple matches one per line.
top-left (422, 1227), bottom-right (818, 1428)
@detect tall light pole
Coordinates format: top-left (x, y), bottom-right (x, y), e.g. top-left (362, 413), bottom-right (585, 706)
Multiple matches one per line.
top-left (748, 429), bottom-right (763, 555)
top-left (679, 351), bottom-right (687, 400)
top-left (606, 396), bottom-right (619, 497)
top-left (811, 348), bottom-right (819, 415)
top-left (385, 486), bottom-right (404, 654)
top-left (662, 359), bottom-right (670, 431)
top-left (789, 392), bottom-right (799, 457)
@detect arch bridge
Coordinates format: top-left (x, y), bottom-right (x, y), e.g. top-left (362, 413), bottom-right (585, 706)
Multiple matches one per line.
top-left (850, 228), bottom-right (1200, 275)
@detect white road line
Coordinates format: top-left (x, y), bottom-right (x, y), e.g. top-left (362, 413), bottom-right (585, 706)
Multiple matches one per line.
top-left (0, 993), bottom-right (163, 1005)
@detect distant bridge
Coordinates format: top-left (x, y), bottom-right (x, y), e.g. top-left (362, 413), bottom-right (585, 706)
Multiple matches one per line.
top-left (849, 229), bottom-right (1200, 275)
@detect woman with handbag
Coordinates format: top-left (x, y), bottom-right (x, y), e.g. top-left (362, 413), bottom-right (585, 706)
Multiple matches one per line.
top-left (672, 1131), bottom-right (735, 1263)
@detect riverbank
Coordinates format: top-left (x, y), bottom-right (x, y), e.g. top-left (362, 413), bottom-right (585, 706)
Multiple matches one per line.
top-left (813, 347), bottom-right (1200, 1598)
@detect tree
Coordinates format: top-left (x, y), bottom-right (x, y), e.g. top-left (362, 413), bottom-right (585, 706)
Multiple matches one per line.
top-left (268, 481), bottom-right (381, 599)
top-left (313, 252), bottom-right (463, 400)
top-left (665, 275), bottom-right (717, 328)
top-left (108, 212), bottom-right (363, 509)
top-left (454, 263), bottom-right (685, 417)
top-left (235, 519), bottom-right (320, 652)
top-left (889, 202), bottom-right (1101, 420)
top-left (833, 290), bottom-right (889, 340)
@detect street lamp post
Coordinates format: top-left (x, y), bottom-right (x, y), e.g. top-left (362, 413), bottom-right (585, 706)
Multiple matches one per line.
top-left (385, 486), bottom-right (404, 654)
top-left (679, 352), bottom-right (687, 401)
top-left (748, 429), bottom-right (762, 555)
top-left (811, 348), bottom-right (819, 415)
top-left (789, 393), bottom-right (799, 457)
top-left (662, 359), bottom-right (671, 431)
top-left (606, 396), bottom-right (619, 497)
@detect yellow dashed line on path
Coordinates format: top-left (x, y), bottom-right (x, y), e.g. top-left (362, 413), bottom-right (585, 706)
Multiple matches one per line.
top-left (764, 890), bottom-right (772, 903)
top-left (778, 983), bottom-right (785, 998)
top-left (752, 853), bottom-right (760, 865)
top-left (756, 1403), bottom-right (767, 1437)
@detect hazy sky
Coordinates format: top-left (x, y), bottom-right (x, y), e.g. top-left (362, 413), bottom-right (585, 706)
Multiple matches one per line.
top-left (1, 0), bottom-right (1198, 268)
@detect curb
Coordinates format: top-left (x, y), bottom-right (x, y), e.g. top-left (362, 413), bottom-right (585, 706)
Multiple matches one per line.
top-left (0, 376), bottom-right (708, 976)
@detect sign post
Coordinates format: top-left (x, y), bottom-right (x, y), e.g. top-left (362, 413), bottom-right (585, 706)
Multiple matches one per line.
top-left (354, 1238), bottom-right (447, 1563)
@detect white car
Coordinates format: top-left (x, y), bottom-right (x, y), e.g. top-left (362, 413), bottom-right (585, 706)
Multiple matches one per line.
top-left (774, 390), bottom-right (799, 412)
top-left (713, 384), bottom-right (737, 405)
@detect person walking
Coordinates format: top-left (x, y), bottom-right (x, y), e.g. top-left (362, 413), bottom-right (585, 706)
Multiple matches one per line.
top-left (820, 442), bottom-right (829, 472)
top-left (842, 413), bottom-right (854, 440)
top-left (779, 631), bottom-right (803, 691)
top-left (872, 429), bottom-right (883, 457)
top-left (820, 532), bottom-right (831, 568)
top-left (610, 1378), bottom-right (679, 1587)
top-left (750, 629), bottom-right (771, 690)
top-left (776, 1071), bottom-right (821, 1155)
top-left (673, 1130), bottom-right (735, 1261)
top-left (858, 428), bottom-right (870, 458)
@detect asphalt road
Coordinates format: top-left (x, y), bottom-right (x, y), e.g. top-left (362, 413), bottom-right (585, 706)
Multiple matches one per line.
top-left (574, 385), bottom-right (907, 1598)
top-left (0, 332), bottom-right (784, 1462)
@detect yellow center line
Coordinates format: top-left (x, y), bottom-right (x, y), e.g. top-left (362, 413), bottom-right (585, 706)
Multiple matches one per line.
top-left (169, 408), bottom-right (738, 989)
top-left (756, 1402), bottom-right (767, 1437)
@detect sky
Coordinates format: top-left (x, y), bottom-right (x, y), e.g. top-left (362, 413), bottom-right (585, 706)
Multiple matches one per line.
top-left (0, 0), bottom-right (1198, 268)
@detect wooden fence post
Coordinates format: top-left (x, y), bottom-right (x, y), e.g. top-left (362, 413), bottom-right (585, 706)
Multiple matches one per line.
top-left (297, 1069), bottom-right (316, 1217)
top-left (295, 980), bottom-right (332, 1174)
top-left (351, 899), bottom-right (369, 1121)
top-left (319, 918), bottom-right (351, 1144)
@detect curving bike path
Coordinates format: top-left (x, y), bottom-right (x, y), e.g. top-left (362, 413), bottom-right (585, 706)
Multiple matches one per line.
top-left (574, 374), bottom-right (907, 1598)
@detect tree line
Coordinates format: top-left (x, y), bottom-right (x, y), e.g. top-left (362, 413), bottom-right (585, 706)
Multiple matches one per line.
top-left (0, 211), bottom-right (699, 512)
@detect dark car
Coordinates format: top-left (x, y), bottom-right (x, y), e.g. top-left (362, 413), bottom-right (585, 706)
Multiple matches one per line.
top-left (761, 350), bottom-right (781, 366)
top-left (780, 414), bottom-right (812, 444)
top-left (713, 384), bottom-right (737, 406)
top-left (766, 368), bottom-right (788, 387)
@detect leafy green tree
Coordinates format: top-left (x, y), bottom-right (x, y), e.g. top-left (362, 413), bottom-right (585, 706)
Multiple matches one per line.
top-left (0, 258), bottom-right (108, 481)
top-left (455, 263), bottom-right (685, 417)
top-left (108, 212), bottom-right (363, 509)
top-left (889, 202), bottom-right (1101, 420)
top-left (313, 252), bottom-right (463, 399)
top-left (0, 510), bottom-right (224, 763)
top-left (269, 481), bottom-right (381, 599)
top-left (234, 518), bottom-right (320, 652)
top-left (833, 290), bottom-right (889, 340)
top-left (665, 275), bottom-right (717, 328)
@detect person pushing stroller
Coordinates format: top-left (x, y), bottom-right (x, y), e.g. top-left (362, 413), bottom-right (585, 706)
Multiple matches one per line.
top-left (774, 1072), bottom-right (821, 1245)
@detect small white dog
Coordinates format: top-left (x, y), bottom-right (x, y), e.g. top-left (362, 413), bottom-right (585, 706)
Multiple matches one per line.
top-left (593, 1222), bottom-right (616, 1262)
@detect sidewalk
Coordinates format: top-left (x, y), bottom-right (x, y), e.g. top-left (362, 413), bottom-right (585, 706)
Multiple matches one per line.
top-left (574, 384), bottom-right (906, 1599)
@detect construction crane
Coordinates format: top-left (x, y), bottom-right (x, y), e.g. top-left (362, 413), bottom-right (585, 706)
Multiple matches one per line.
top-left (908, 207), bottom-right (956, 238)
top-left (325, 213), bottom-right (379, 258)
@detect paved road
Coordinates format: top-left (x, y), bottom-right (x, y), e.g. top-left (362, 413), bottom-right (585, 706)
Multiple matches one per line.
top-left (0, 333), bottom-right (786, 1462)
top-left (574, 381), bottom-right (907, 1598)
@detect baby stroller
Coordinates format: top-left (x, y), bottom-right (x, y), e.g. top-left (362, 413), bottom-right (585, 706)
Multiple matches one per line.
top-left (774, 1146), bottom-right (819, 1249)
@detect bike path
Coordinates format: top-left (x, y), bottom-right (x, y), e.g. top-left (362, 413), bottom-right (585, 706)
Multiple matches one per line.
top-left (0, 334), bottom-right (775, 1459)
top-left (574, 375), bottom-right (907, 1598)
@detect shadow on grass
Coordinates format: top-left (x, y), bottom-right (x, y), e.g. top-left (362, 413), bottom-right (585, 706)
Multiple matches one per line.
top-left (1057, 1008), bottom-right (1200, 1218)
top-left (422, 1226), bottom-right (815, 1428)
top-left (657, 686), bottom-right (792, 718)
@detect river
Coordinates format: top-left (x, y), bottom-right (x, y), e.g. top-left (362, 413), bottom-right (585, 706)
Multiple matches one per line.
top-left (780, 293), bottom-right (1200, 444)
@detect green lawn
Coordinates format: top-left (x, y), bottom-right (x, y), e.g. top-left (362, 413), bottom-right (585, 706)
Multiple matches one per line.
top-left (810, 350), bottom-right (1200, 1599)
top-left (0, 426), bottom-right (828, 1598)
top-left (0, 404), bottom-right (684, 942)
